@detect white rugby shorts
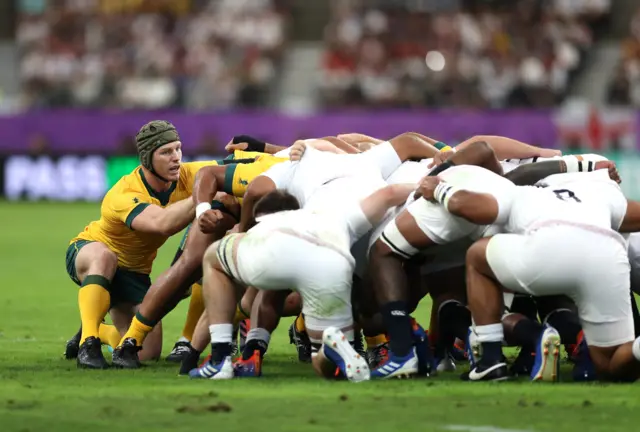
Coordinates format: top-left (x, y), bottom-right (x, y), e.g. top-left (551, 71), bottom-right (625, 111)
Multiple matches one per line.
top-left (486, 225), bottom-right (633, 347)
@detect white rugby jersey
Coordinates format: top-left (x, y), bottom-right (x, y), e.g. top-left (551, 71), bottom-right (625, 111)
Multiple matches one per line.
top-left (262, 147), bottom-right (384, 210)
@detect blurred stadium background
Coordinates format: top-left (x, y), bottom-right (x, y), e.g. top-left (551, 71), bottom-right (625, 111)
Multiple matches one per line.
top-left (0, 0), bottom-right (639, 200)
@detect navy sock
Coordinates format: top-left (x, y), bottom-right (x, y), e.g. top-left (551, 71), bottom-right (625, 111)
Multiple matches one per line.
top-left (382, 301), bottom-right (413, 357)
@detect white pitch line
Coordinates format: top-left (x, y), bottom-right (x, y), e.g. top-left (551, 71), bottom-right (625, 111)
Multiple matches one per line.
top-left (444, 425), bottom-right (535, 432)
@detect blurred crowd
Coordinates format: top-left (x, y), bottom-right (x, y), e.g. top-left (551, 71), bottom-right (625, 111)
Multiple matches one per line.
top-left (609, 7), bottom-right (640, 107)
top-left (16, 0), bottom-right (288, 109)
top-left (321, 0), bottom-right (610, 109)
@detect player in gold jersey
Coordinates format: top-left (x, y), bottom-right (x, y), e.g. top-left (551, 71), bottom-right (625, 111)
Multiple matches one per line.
top-left (65, 120), bottom-right (224, 369)
top-left (111, 151), bottom-right (287, 368)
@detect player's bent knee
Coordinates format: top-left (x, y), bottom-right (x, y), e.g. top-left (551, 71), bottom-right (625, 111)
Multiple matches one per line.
top-left (466, 239), bottom-right (489, 267)
top-left (203, 241), bottom-right (221, 268)
top-left (79, 243), bottom-right (118, 279)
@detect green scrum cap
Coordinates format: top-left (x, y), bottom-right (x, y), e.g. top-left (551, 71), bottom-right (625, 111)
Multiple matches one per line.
top-left (135, 120), bottom-right (181, 177)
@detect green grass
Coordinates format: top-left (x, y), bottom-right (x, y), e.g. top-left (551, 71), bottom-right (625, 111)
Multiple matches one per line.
top-left (0, 202), bottom-right (636, 432)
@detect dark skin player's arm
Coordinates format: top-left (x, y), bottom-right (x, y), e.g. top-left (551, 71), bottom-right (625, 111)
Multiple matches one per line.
top-left (192, 165), bottom-right (227, 205)
top-left (446, 191), bottom-right (500, 225)
top-left (238, 176), bottom-right (277, 232)
top-left (504, 160), bottom-right (567, 186)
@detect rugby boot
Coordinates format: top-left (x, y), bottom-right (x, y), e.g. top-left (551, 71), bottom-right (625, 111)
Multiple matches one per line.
top-left (233, 350), bottom-right (262, 378)
top-left (353, 329), bottom-right (366, 359)
top-left (461, 361), bottom-right (509, 382)
top-left (64, 326), bottom-right (82, 360)
top-left (509, 347), bottom-right (535, 377)
top-left (322, 327), bottom-right (370, 383)
top-left (366, 342), bottom-right (389, 369)
top-left (111, 338), bottom-right (142, 369)
top-left (435, 349), bottom-right (457, 373)
top-left (411, 319), bottom-right (433, 376)
top-left (189, 356), bottom-right (234, 380)
top-left (166, 340), bottom-right (194, 363)
top-left (530, 325), bottom-right (561, 382)
top-left (179, 348), bottom-right (202, 376)
top-left (288, 321), bottom-right (312, 363)
top-left (77, 336), bottom-right (109, 369)
top-left (572, 331), bottom-right (596, 382)
top-left (371, 347), bottom-right (419, 379)
top-left (451, 338), bottom-right (467, 362)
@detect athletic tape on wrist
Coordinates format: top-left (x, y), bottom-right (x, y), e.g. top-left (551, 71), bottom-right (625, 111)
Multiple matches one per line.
top-left (433, 181), bottom-right (460, 208)
top-left (196, 202), bottom-right (212, 219)
top-left (563, 156), bottom-right (595, 173)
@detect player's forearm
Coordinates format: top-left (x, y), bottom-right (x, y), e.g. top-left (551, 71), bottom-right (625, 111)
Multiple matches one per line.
top-left (390, 133), bottom-right (439, 161)
top-left (319, 136), bottom-right (360, 154)
top-left (159, 199), bottom-right (196, 236)
top-left (338, 133), bottom-right (385, 146)
top-left (361, 183), bottom-right (414, 226)
top-left (405, 132), bottom-right (439, 146)
top-left (444, 190), bottom-right (498, 225)
top-left (265, 143), bottom-right (287, 154)
top-left (193, 166), bottom-right (219, 205)
top-left (459, 135), bottom-right (555, 160)
top-left (505, 161), bottom-right (567, 186)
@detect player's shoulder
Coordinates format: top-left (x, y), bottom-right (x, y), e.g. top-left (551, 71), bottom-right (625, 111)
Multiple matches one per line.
top-left (103, 168), bottom-right (150, 204)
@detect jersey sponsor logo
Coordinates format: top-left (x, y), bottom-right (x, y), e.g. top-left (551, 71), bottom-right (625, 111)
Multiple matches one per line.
top-left (238, 179), bottom-right (249, 186)
top-left (133, 197), bottom-right (139, 203)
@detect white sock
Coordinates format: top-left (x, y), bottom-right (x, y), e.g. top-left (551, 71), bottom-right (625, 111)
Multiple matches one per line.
top-left (632, 337), bottom-right (640, 362)
top-left (475, 323), bottom-right (504, 343)
top-left (209, 324), bottom-right (233, 344)
top-left (246, 327), bottom-right (271, 345)
top-left (178, 336), bottom-right (189, 343)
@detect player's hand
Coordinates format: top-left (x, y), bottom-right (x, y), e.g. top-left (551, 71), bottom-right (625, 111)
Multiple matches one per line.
top-left (225, 140), bottom-right (249, 153)
top-left (198, 209), bottom-right (224, 233)
top-left (539, 148), bottom-right (562, 158)
top-left (414, 176), bottom-right (442, 201)
top-left (215, 192), bottom-right (241, 220)
top-left (289, 140), bottom-right (308, 161)
top-left (428, 149), bottom-right (455, 168)
top-left (595, 160), bottom-right (621, 184)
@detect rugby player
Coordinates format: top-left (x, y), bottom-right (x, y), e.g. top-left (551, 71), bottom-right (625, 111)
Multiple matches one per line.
top-left (189, 180), bottom-right (415, 381)
top-left (419, 167), bottom-right (640, 382)
top-left (366, 145), bottom-right (617, 378)
top-left (112, 137), bottom-right (361, 368)
top-left (111, 150), bottom-right (285, 368)
top-left (65, 120), bottom-right (221, 369)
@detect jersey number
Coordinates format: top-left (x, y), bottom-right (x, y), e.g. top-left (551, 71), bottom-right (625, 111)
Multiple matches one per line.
top-left (553, 189), bottom-right (581, 203)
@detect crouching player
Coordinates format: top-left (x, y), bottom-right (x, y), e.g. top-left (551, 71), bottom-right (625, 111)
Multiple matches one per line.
top-left (190, 182), bottom-right (414, 381)
top-left (65, 120), bottom-right (218, 368)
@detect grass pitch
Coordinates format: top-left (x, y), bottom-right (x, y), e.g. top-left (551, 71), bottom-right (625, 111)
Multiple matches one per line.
top-left (0, 202), bottom-right (637, 432)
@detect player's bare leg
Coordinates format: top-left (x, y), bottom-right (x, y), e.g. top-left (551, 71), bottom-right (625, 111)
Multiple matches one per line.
top-left (189, 240), bottom-right (241, 379)
top-left (235, 290), bottom-right (303, 377)
top-left (462, 238), bottom-right (510, 381)
top-left (113, 215), bottom-right (234, 368)
top-left (73, 242), bottom-right (118, 369)
top-left (589, 342), bottom-right (640, 382)
top-left (369, 211), bottom-right (435, 378)
top-left (427, 267), bottom-right (469, 372)
top-left (234, 289), bottom-right (290, 377)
